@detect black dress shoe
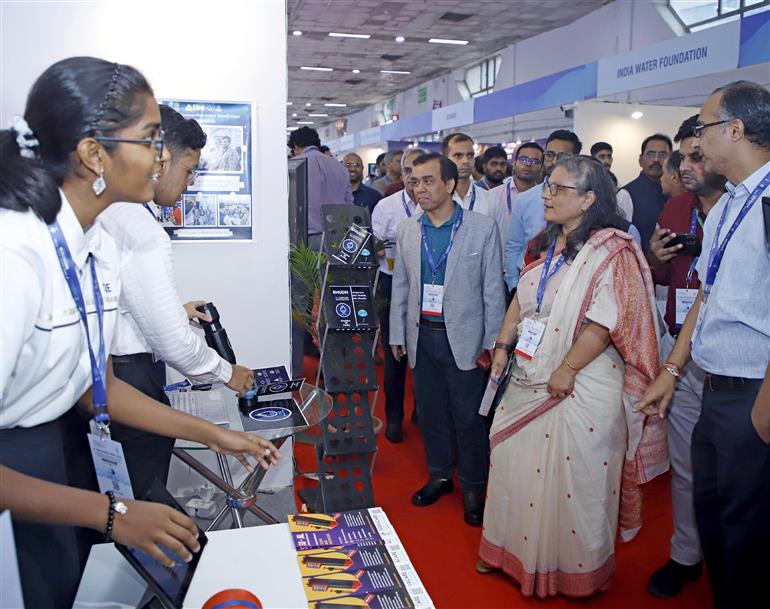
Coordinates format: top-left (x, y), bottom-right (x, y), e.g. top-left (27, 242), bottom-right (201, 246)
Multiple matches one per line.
top-left (411, 479), bottom-right (453, 506)
top-left (385, 423), bottom-right (403, 443)
top-left (647, 559), bottom-right (703, 599)
top-left (463, 491), bottom-right (484, 526)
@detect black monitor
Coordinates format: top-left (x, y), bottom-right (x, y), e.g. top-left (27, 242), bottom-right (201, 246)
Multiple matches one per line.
top-left (288, 157), bottom-right (308, 246)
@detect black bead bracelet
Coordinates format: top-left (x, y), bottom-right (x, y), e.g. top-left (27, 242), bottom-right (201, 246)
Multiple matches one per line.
top-left (104, 490), bottom-right (116, 542)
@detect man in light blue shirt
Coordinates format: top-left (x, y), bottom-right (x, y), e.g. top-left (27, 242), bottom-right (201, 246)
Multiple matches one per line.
top-left (636, 80), bottom-right (770, 609)
top-left (505, 130), bottom-right (580, 291)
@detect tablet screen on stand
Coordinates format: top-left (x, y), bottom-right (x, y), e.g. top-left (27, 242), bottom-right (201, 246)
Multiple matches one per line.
top-left (116, 479), bottom-right (208, 609)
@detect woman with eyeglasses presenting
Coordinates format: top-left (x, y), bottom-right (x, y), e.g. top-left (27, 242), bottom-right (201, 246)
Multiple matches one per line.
top-left (477, 156), bottom-right (666, 598)
top-left (0, 57), bottom-right (279, 609)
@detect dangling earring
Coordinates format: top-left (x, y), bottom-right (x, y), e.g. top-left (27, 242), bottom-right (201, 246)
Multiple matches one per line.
top-left (92, 168), bottom-right (106, 196)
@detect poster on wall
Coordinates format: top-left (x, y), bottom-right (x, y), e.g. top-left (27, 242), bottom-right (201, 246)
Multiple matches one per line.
top-left (160, 99), bottom-right (254, 241)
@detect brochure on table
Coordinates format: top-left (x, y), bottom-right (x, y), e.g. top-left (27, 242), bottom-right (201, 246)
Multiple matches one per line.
top-left (289, 508), bottom-right (434, 609)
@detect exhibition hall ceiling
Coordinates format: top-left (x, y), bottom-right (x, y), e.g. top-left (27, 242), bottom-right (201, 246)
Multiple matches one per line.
top-left (286, 0), bottom-right (612, 127)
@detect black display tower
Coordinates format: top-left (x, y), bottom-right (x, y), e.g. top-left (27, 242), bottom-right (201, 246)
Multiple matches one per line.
top-left (298, 204), bottom-right (380, 512)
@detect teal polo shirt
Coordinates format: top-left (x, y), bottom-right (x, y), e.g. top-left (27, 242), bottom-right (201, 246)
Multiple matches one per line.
top-left (420, 203), bottom-right (462, 321)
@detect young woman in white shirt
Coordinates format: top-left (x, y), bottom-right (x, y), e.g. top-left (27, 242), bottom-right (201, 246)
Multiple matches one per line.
top-left (0, 56), bottom-right (280, 609)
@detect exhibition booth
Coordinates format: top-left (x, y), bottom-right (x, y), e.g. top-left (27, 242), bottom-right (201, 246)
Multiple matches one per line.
top-left (1, 1), bottom-right (768, 608)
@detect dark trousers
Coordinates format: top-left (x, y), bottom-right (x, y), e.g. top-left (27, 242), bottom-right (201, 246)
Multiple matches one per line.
top-left (377, 273), bottom-right (409, 425)
top-left (692, 378), bottom-right (769, 609)
top-left (412, 324), bottom-right (489, 492)
top-left (110, 355), bottom-right (175, 500)
top-left (0, 416), bottom-right (84, 609)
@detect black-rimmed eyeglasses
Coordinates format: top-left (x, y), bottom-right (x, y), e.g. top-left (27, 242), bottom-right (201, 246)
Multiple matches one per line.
top-left (516, 155), bottom-right (542, 166)
top-left (692, 119), bottom-right (729, 138)
top-left (543, 176), bottom-right (579, 196)
top-left (95, 131), bottom-right (165, 159)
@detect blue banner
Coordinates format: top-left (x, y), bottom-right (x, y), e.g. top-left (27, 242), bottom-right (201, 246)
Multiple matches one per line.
top-left (739, 9), bottom-right (770, 67)
top-left (475, 63), bottom-right (598, 124)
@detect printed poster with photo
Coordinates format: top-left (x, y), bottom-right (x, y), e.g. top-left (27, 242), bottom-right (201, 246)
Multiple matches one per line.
top-left (160, 99), bottom-right (254, 241)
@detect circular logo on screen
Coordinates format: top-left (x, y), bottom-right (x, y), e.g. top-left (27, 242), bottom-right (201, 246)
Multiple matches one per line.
top-left (342, 239), bottom-right (357, 252)
top-left (268, 383), bottom-right (289, 393)
top-left (357, 309), bottom-right (368, 317)
top-left (249, 406), bottom-right (292, 422)
top-left (335, 303), bottom-right (352, 318)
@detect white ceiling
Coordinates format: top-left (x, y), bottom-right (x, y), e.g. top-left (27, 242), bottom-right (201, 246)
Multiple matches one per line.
top-left (286, 0), bottom-right (612, 126)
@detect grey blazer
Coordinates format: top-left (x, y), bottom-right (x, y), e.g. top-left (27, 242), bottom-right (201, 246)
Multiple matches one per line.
top-left (389, 209), bottom-right (506, 371)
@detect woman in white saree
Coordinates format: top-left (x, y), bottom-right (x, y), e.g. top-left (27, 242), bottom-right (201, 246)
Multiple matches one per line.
top-left (478, 156), bottom-right (668, 598)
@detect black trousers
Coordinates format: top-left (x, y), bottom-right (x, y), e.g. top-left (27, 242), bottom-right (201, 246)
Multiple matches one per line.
top-left (692, 378), bottom-right (769, 609)
top-left (0, 415), bottom-right (84, 609)
top-left (110, 355), bottom-right (175, 500)
top-left (377, 273), bottom-right (409, 425)
top-left (412, 324), bottom-right (489, 492)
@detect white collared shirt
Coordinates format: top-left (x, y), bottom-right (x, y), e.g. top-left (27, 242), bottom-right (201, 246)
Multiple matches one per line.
top-left (453, 182), bottom-right (502, 228)
top-left (490, 177), bottom-right (520, 242)
top-left (371, 189), bottom-right (420, 275)
top-left (1, 191), bottom-right (120, 428)
top-left (98, 202), bottom-right (232, 385)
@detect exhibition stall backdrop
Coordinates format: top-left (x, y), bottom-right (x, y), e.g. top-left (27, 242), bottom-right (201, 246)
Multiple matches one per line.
top-left (573, 100), bottom-right (697, 186)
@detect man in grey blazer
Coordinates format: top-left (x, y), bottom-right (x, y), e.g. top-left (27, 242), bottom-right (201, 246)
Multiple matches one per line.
top-left (389, 153), bottom-right (505, 526)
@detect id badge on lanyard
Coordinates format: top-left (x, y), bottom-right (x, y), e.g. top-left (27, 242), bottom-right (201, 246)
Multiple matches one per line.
top-left (514, 238), bottom-right (564, 360)
top-left (420, 209), bottom-right (463, 317)
top-left (48, 221), bottom-right (134, 499)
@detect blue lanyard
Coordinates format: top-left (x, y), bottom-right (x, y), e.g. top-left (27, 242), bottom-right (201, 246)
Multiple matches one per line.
top-left (535, 238), bottom-right (565, 314)
top-left (468, 184), bottom-right (477, 210)
top-left (48, 221), bottom-right (110, 431)
top-left (506, 181), bottom-right (513, 214)
top-left (703, 170), bottom-right (770, 301)
top-left (685, 208), bottom-right (700, 287)
top-left (420, 207), bottom-right (464, 282)
top-left (401, 190), bottom-right (412, 218)
top-left (143, 203), bottom-right (156, 218)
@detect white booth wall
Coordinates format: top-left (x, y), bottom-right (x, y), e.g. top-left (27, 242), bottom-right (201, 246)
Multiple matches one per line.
top-left (573, 100), bottom-right (698, 186)
top-left (1, 0), bottom-right (294, 490)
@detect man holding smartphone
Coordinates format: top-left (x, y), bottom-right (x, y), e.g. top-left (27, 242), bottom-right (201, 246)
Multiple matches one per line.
top-left (645, 114), bottom-right (725, 600)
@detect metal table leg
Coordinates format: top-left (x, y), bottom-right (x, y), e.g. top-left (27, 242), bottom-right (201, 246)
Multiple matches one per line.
top-left (216, 453), bottom-right (243, 528)
top-left (172, 448), bottom-right (279, 527)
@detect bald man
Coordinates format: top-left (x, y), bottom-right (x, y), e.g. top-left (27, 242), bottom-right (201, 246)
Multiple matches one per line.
top-left (344, 152), bottom-right (382, 213)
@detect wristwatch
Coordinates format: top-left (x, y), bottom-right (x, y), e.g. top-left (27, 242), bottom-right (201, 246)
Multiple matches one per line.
top-left (494, 341), bottom-right (514, 352)
top-left (662, 361), bottom-right (681, 378)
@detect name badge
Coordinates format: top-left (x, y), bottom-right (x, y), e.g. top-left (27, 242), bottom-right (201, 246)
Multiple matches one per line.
top-left (675, 288), bottom-right (698, 328)
top-left (421, 283), bottom-right (444, 317)
top-left (514, 317), bottom-right (546, 360)
top-left (88, 432), bottom-right (134, 499)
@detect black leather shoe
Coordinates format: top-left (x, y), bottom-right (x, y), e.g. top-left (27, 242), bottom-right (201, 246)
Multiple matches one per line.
top-left (411, 479), bottom-right (453, 506)
top-left (385, 423), bottom-right (403, 443)
top-left (463, 491), bottom-right (484, 526)
top-left (647, 559), bottom-right (702, 599)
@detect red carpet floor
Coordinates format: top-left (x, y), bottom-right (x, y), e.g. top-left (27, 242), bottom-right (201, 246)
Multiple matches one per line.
top-left (295, 355), bottom-right (712, 608)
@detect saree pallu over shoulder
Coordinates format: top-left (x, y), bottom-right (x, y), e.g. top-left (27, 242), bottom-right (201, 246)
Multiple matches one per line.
top-left (490, 228), bottom-right (668, 539)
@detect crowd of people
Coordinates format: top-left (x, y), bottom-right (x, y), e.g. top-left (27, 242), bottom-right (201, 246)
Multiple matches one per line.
top-left (1, 53), bottom-right (767, 609)
top-left (288, 78), bottom-right (769, 609)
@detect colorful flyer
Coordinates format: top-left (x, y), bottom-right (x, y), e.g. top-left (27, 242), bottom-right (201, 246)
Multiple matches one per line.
top-left (289, 511), bottom-right (382, 549)
top-left (302, 565), bottom-right (405, 602)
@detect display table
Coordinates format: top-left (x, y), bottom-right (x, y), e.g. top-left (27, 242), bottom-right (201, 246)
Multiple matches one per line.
top-left (173, 383), bottom-right (332, 529)
top-left (73, 524), bottom-right (308, 609)
top-left (74, 508), bottom-right (434, 609)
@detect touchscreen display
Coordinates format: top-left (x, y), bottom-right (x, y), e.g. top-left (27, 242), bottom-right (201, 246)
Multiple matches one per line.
top-left (116, 479), bottom-right (207, 609)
